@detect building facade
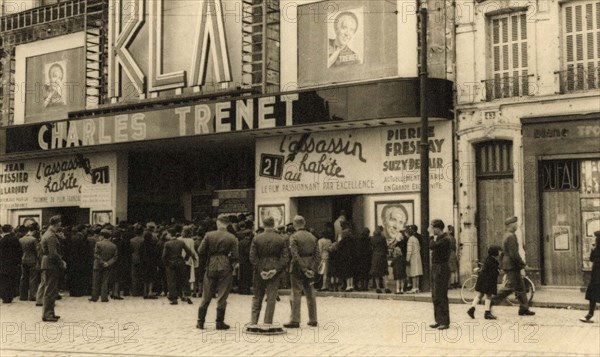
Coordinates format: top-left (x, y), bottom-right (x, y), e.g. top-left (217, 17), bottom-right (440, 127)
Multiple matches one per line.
top-left (455, 0), bottom-right (600, 287)
top-left (1, 0), bottom-right (456, 248)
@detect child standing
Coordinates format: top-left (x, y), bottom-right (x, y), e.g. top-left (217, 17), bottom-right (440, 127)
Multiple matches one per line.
top-left (467, 245), bottom-right (501, 320)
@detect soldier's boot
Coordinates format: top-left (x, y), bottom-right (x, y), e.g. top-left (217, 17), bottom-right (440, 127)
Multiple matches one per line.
top-left (216, 308), bottom-right (230, 330)
top-left (196, 306), bottom-right (208, 329)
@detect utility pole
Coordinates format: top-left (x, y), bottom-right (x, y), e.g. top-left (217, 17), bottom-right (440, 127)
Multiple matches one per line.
top-left (419, 0), bottom-right (430, 292)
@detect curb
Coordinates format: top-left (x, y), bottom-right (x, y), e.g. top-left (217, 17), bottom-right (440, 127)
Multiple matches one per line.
top-left (276, 290), bottom-right (592, 310)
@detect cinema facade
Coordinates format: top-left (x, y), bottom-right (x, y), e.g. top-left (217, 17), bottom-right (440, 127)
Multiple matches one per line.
top-left (0, 0), bottom-right (455, 236)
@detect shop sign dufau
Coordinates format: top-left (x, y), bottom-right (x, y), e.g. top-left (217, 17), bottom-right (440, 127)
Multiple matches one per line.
top-left (256, 122), bottom-right (452, 197)
top-left (109, 0), bottom-right (242, 100)
top-left (0, 153), bottom-right (114, 210)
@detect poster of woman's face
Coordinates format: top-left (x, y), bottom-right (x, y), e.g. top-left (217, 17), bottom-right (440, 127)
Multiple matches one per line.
top-left (375, 201), bottom-right (414, 244)
top-left (92, 211), bottom-right (112, 225)
top-left (258, 205), bottom-right (285, 228)
top-left (43, 60), bottom-right (67, 108)
top-left (327, 7), bottom-right (364, 68)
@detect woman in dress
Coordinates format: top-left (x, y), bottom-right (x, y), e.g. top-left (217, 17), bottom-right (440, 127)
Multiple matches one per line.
top-left (317, 226), bottom-right (334, 291)
top-left (580, 231), bottom-right (600, 323)
top-left (405, 225), bottom-right (423, 293)
top-left (370, 226), bottom-right (389, 293)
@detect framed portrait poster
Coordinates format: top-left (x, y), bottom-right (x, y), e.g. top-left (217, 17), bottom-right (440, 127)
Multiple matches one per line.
top-left (18, 215), bottom-right (40, 227)
top-left (91, 210), bottom-right (112, 225)
top-left (258, 204), bottom-right (285, 228)
top-left (374, 200), bottom-right (414, 245)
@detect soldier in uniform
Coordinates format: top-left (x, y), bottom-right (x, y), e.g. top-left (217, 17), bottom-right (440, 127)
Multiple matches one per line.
top-left (249, 216), bottom-right (289, 327)
top-left (129, 224), bottom-right (144, 297)
top-left (89, 229), bottom-right (118, 302)
top-left (40, 216), bottom-right (66, 322)
top-left (1, 224), bottom-right (22, 303)
top-left (284, 215), bottom-right (320, 328)
top-left (19, 223), bottom-right (40, 301)
top-left (196, 215), bottom-right (239, 330)
top-left (493, 216), bottom-right (535, 316)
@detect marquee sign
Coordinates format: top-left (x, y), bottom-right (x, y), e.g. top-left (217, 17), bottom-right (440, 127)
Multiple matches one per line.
top-left (109, 0), bottom-right (240, 100)
top-left (4, 79), bottom-right (454, 154)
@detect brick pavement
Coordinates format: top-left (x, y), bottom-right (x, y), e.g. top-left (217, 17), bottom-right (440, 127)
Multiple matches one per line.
top-left (0, 294), bottom-right (598, 357)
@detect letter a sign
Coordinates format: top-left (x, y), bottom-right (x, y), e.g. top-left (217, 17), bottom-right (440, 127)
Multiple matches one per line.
top-left (108, 0), bottom-right (232, 99)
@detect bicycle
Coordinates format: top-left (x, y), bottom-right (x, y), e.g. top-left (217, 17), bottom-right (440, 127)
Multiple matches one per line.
top-left (461, 261), bottom-right (535, 306)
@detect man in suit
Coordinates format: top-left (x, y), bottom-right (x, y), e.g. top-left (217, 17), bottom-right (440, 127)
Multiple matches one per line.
top-left (129, 224), bottom-right (144, 296)
top-left (429, 219), bottom-right (451, 330)
top-left (162, 228), bottom-right (196, 305)
top-left (1, 225), bottom-right (23, 304)
top-left (40, 216), bottom-right (66, 321)
top-left (284, 215), bottom-right (320, 328)
top-left (89, 229), bottom-right (118, 302)
top-left (249, 216), bottom-right (289, 327)
top-left (19, 223), bottom-right (40, 301)
top-left (197, 215), bottom-right (239, 330)
top-left (493, 216), bottom-right (535, 316)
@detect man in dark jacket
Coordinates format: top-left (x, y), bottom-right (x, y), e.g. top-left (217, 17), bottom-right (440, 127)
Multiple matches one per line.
top-left (129, 224), bottom-right (144, 296)
top-left (19, 224), bottom-right (39, 301)
top-left (40, 216), bottom-right (66, 321)
top-left (236, 221), bottom-right (254, 295)
top-left (162, 228), bottom-right (196, 305)
top-left (493, 216), bottom-right (535, 316)
top-left (89, 229), bottom-right (118, 302)
top-left (1, 225), bottom-right (23, 303)
top-left (248, 216), bottom-right (288, 327)
top-left (284, 215), bottom-right (320, 328)
top-left (429, 219), bottom-right (451, 330)
top-left (196, 215), bottom-right (239, 330)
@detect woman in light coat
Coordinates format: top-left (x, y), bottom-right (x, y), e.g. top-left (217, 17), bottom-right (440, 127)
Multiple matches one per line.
top-left (405, 225), bottom-right (423, 293)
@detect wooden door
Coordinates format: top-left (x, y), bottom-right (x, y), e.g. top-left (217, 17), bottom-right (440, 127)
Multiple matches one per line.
top-left (297, 197), bottom-right (332, 233)
top-left (477, 178), bottom-right (514, 261)
top-left (542, 191), bottom-right (583, 286)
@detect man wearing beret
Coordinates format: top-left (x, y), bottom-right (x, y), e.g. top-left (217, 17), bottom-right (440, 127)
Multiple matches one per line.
top-left (89, 229), bottom-right (118, 302)
top-left (196, 215), bottom-right (239, 330)
top-left (493, 216), bottom-right (535, 316)
top-left (40, 216), bottom-right (66, 322)
top-left (429, 219), bottom-right (451, 330)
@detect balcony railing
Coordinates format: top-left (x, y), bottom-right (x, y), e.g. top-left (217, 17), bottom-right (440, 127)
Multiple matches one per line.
top-left (557, 65), bottom-right (600, 94)
top-left (0, 0), bottom-right (87, 33)
top-left (482, 73), bottom-right (534, 101)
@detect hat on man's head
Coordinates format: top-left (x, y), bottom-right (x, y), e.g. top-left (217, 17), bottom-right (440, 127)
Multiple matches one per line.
top-left (216, 214), bottom-right (230, 225)
top-left (504, 216), bottom-right (518, 226)
top-left (431, 219), bottom-right (445, 230)
top-left (100, 229), bottom-right (112, 238)
top-left (594, 231), bottom-right (600, 239)
top-left (49, 215), bottom-right (61, 225)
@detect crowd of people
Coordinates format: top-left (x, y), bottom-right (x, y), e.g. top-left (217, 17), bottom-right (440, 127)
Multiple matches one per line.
top-left (1, 212), bottom-right (597, 329)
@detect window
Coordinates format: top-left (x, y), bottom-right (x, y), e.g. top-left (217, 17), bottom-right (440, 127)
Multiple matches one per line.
top-left (485, 12), bottom-right (530, 100)
top-left (476, 141), bottom-right (514, 178)
top-left (561, 1), bottom-right (600, 92)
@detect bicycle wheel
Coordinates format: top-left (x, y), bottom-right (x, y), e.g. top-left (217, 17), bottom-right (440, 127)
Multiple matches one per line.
top-left (505, 276), bottom-right (535, 306)
top-left (460, 276), bottom-right (478, 304)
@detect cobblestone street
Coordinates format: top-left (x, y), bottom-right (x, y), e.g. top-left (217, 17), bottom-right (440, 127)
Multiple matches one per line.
top-left (1, 294), bottom-right (598, 357)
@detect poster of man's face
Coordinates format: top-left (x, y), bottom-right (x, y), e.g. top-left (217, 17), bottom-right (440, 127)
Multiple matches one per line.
top-left (375, 201), bottom-right (414, 244)
top-left (258, 205), bottom-right (285, 228)
top-left (43, 60), bottom-right (67, 108)
top-left (327, 8), bottom-right (364, 68)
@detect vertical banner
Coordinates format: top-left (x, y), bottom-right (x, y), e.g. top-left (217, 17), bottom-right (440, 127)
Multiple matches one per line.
top-left (25, 48), bottom-right (86, 123)
top-left (298, 0), bottom-right (398, 87)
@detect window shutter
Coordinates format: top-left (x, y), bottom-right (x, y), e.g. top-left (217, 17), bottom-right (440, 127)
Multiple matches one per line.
top-left (562, 1), bottom-right (600, 91)
top-left (488, 12), bottom-right (529, 99)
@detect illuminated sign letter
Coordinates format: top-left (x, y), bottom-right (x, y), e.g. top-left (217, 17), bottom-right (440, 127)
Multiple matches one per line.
top-left (148, 0), bottom-right (186, 92)
top-left (108, 0), bottom-right (146, 98)
top-left (190, 0), bottom-right (232, 87)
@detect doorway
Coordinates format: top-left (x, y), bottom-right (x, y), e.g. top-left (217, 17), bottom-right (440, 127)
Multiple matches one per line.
top-left (296, 195), bottom-right (359, 233)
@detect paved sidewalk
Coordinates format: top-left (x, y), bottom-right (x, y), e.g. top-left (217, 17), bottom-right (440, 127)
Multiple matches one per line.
top-left (1, 294), bottom-right (598, 357)
top-left (296, 287), bottom-right (593, 310)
